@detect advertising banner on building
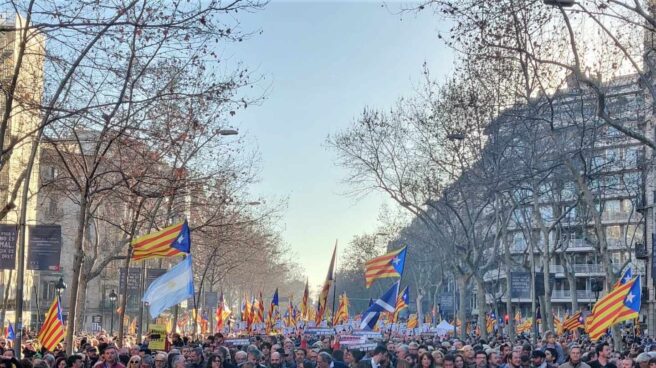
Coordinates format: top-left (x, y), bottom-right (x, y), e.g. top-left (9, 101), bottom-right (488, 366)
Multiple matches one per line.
top-left (0, 225), bottom-right (17, 269)
top-left (27, 225), bottom-right (61, 271)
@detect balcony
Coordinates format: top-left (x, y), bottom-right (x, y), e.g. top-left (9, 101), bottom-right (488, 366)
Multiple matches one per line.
top-left (551, 290), bottom-right (597, 300)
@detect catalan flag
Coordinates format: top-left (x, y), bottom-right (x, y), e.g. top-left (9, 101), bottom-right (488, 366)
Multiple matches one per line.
top-left (407, 313), bottom-right (418, 329)
top-left (364, 246), bottom-right (407, 288)
top-left (315, 243), bottom-right (337, 324)
top-left (216, 292), bottom-right (227, 331)
top-left (587, 277), bottom-right (636, 341)
top-left (267, 289), bottom-right (279, 332)
top-left (562, 311), bottom-right (582, 331)
top-left (131, 221), bottom-right (190, 261)
top-left (333, 293), bottom-right (349, 326)
top-left (392, 286), bottom-right (409, 322)
top-left (486, 313), bottom-right (497, 333)
top-left (38, 295), bottom-right (65, 352)
top-left (553, 313), bottom-right (563, 335)
top-left (614, 275), bottom-right (641, 325)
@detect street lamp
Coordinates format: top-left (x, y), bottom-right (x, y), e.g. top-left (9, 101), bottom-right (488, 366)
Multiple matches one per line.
top-left (217, 129), bottom-right (238, 136)
top-left (55, 277), bottom-right (66, 297)
top-left (109, 289), bottom-right (118, 336)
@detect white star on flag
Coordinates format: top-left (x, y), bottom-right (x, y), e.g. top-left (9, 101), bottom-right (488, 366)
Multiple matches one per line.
top-left (626, 292), bottom-right (635, 303)
top-left (624, 274), bottom-right (632, 283)
top-left (177, 235), bottom-right (184, 244)
top-left (392, 257), bottom-right (400, 265)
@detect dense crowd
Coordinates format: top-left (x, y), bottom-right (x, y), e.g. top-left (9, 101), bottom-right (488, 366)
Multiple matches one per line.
top-left (0, 331), bottom-right (653, 368)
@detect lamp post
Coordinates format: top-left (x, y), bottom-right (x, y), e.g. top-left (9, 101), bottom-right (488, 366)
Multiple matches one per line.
top-left (55, 277), bottom-right (66, 297)
top-left (109, 289), bottom-right (117, 336)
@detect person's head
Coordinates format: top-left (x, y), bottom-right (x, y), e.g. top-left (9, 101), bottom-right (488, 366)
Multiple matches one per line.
top-left (649, 358), bottom-right (656, 368)
top-left (454, 342), bottom-right (464, 351)
top-left (443, 355), bottom-right (455, 368)
top-left (510, 351), bottom-right (521, 368)
top-left (308, 350), bottom-right (319, 364)
top-left (622, 358), bottom-right (635, 368)
top-left (544, 332), bottom-right (556, 346)
top-left (208, 354), bottom-right (223, 368)
top-left (271, 352), bottom-right (282, 368)
top-left (500, 345), bottom-right (511, 359)
top-left (104, 347), bottom-right (119, 364)
top-left (420, 353), bottom-right (435, 368)
top-left (531, 350), bottom-right (546, 367)
top-left (569, 346), bottom-right (582, 364)
top-left (520, 356), bottom-right (530, 368)
top-left (261, 343), bottom-right (272, 358)
top-left (410, 343), bottom-right (419, 357)
top-left (637, 353), bottom-right (651, 368)
top-left (54, 357), bottom-right (67, 368)
top-left (284, 340), bottom-right (294, 353)
top-left (128, 355), bottom-right (142, 368)
top-left (372, 346), bottom-right (388, 365)
top-left (295, 348), bottom-right (307, 364)
top-left (248, 349), bottom-right (262, 365)
top-left (318, 352), bottom-right (332, 368)
top-left (191, 349), bottom-right (204, 364)
top-left (475, 351), bottom-right (487, 368)
top-left (173, 356), bottom-right (186, 368)
top-left (597, 343), bottom-right (611, 360)
top-left (487, 352), bottom-right (500, 368)
top-left (454, 355), bottom-right (464, 368)
top-left (462, 346), bottom-right (474, 361)
top-left (154, 353), bottom-right (167, 368)
top-left (544, 348), bottom-right (557, 364)
top-left (67, 355), bottom-right (84, 368)
top-left (235, 351), bottom-right (248, 365)
top-left (432, 351), bottom-right (444, 366)
top-left (397, 345), bottom-right (410, 360)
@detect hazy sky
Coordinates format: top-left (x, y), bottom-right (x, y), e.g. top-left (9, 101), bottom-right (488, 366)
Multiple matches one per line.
top-left (224, 1), bottom-right (454, 291)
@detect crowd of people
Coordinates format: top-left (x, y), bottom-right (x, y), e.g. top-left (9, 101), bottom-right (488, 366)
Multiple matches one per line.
top-left (0, 331), bottom-right (652, 368)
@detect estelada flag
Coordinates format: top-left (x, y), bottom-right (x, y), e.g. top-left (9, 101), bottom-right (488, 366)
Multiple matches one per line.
top-left (132, 221), bottom-right (190, 261)
top-left (38, 296), bottom-right (65, 352)
top-left (364, 246), bottom-right (407, 288)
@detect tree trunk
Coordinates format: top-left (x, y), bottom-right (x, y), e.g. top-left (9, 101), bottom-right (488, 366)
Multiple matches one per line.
top-left (504, 239), bottom-right (515, 340)
top-left (64, 192), bottom-right (88, 355)
top-left (475, 276), bottom-right (487, 340)
top-left (75, 270), bottom-right (89, 333)
top-left (0, 270), bottom-right (13, 330)
top-left (458, 275), bottom-right (467, 340)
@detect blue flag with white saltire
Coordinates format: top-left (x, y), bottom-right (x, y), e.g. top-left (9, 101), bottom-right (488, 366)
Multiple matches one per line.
top-left (360, 280), bottom-right (399, 330)
top-left (143, 256), bottom-right (195, 318)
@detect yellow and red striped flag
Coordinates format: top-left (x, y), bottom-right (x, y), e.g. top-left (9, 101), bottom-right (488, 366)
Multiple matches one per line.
top-left (407, 314), bottom-right (418, 329)
top-left (364, 246), bottom-right (407, 288)
top-left (131, 221), bottom-right (190, 261)
top-left (586, 277), bottom-right (636, 341)
top-left (333, 293), bottom-right (349, 325)
top-left (392, 286), bottom-right (409, 323)
top-left (38, 296), bottom-right (65, 352)
top-left (562, 311), bottom-right (582, 331)
top-left (315, 243), bottom-right (336, 324)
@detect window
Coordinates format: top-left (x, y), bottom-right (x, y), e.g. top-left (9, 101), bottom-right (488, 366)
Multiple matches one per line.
top-left (41, 280), bottom-right (56, 301)
top-left (605, 225), bottom-right (621, 241)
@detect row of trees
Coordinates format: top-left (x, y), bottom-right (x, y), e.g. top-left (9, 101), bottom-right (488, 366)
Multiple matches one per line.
top-left (0, 0), bottom-right (302, 353)
top-left (329, 0), bottom-right (653, 340)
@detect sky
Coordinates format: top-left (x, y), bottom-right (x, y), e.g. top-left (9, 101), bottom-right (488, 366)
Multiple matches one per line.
top-left (223, 0), bottom-right (455, 291)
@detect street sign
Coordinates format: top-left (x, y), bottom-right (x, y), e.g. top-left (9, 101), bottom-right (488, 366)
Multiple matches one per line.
top-left (27, 225), bottom-right (62, 271)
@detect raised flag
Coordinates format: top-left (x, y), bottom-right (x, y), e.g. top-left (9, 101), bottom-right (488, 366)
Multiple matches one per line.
top-left (615, 275), bottom-right (641, 325)
top-left (316, 243), bottom-right (337, 324)
top-left (587, 277), bottom-right (636, 341)
top-left (364, 246), bottom-right (407, 288)
top-left (6, 323), bottom-right (14, 340)
top-left (267, 289), bottom-right (279, 332)
top-left (38, 296), bottom-right (65, 352)
top-left (393, 286), bottom-right (409, 322)
top-left (216, 292), bottom-right (225, 331)
top-left (142, 256), bottom-right (195, 318)
top-left (613, 267), bottom-right (633, 288)
top-left (131, 220), bottom-right (191, 261)
top-left (301, 279), bottom-right (309, 321)
top-left (360, 280), bottom-right (399, 330)
top-left (333, 293), bottom-right (349, 326)
top-left (407, 313), bottom-right (418, 329)
top-left (562, 311), bottom-right (582, 331)
top-left (553, 313), bottom-right (563, 335)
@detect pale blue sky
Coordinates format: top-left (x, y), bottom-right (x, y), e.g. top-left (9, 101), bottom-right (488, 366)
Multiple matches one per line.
top-left (224, 1), bottom-right (454, 290)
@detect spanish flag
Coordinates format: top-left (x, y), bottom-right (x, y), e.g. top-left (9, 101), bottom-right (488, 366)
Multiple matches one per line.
top-left (131, 221), bottom-right (190, 261)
